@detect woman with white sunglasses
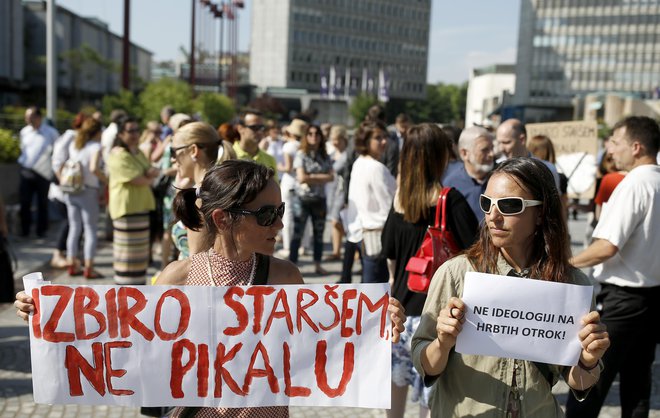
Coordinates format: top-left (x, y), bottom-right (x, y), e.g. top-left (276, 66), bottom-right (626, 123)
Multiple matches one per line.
top-left (412, 157), bottom-right (610, 417)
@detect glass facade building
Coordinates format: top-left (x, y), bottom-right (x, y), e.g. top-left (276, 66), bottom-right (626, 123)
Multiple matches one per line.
top-left (514, 0), bottom-right (660, 119)
top-left (250, 0), bottom-right (431, 100)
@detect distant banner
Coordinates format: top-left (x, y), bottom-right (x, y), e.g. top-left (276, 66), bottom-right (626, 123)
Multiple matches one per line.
top-left (23, 275), bottom-right (392, 409)
top-left (526, 121), bottom-right (599, 199)
top-left (456, 272), bottom-right (593, 366)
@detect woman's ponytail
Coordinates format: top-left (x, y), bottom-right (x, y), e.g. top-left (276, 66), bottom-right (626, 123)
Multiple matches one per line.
top-left (172, 187), bottom-right (203, 230)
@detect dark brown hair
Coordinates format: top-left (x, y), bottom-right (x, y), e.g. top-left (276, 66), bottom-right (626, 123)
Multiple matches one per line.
top-left (172, 160), bottom-right (275, 245)
top-left (465, 157), bottom-right (570, 283)
top-left (612, 116), bottom-right (660, 156)
top-left (398, 124), bottom-right (449, 223)
top-left (354, 120), bottom-right (387, 156)
top-left (527, 135), bottom-right (557, 164)
top-left (300, 124), bottom-right (328, 158)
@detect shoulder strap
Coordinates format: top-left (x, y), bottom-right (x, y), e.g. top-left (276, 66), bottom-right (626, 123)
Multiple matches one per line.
top-left (434, 187), bottom-right (452, 232)
top-left (253, 253), bottom-right (270, 285)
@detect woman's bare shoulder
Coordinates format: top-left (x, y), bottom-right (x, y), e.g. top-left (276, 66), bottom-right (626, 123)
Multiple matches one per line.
top-left (267, 257), bottom-right (304, 285)
top-left (155, 259), bottom-right (191, 285)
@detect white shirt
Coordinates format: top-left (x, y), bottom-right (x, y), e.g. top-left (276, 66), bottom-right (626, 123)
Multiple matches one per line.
top-left (68, 141), bottom-right (103, 189)
top-left (48, 129), bottom-right (76, 202)
top-left (18, 123), bottom-right (59, 169)
top-left (101, 122), bottom-right (118, 162)
top-left (345, 156), bottom-right (396, 243)
top-left (280, 141), bottom-right (300, 193)
top-left (592, 164), bottom-right (660, 288)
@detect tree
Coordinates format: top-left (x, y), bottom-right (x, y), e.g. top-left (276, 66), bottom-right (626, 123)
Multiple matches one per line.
top-left (138, 78), bottom-right (194, 122)
top-left (102, 89), bottom-right (140, 120)
top-left (193, 92), bottom-right (235, 127)
top-left (349, 93), bottom-right (380, 126)
top-left (404, 82), bottom-right (468, 125)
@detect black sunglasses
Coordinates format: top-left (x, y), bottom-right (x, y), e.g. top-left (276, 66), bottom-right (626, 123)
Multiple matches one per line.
top-left (240, 122), bottom-right (266, 132)
top-left (227, 203), bottom-right (285, 226)
top-left (479, 194), bottom-right (542, 216)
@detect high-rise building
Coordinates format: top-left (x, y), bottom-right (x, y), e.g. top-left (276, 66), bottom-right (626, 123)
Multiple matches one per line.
top-left (250, 0), bottom-right (431, 100)
top-left (512, 0), bottom-right (660, 122)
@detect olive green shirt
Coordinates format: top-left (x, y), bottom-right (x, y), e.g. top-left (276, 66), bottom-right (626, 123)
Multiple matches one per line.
top-left (411, 254), bottom-right (594, 418)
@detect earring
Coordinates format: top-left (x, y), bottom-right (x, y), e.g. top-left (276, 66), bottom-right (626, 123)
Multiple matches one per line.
top-left (191, 155), bottom-right (197, 162)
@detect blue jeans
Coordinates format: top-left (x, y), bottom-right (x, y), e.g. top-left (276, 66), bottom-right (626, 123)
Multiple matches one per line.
top-left (361, 252), bottom-right (388, 283)
top-left (289, 196), bottom-right (326, 264)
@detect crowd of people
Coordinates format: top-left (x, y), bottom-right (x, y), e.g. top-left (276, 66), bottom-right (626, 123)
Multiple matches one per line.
top-left (9, 102), bottom-right (660, 417)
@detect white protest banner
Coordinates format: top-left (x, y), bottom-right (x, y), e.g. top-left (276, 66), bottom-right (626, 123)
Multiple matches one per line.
top-left (24, 279), bottom-right (392, 409)
top-left (455, 272), bottom-right (593, 366)
top-left (526, 120), bottom-right (599, 199)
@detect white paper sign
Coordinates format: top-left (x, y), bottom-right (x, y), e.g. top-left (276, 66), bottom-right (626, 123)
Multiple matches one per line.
top-left (455, 272), bottom-right (593, 366)
top-left (24, 280), bottom-right (392, 409)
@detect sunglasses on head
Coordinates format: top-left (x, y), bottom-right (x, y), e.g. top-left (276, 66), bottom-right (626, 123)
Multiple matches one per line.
top-left (479, 194), bottom-right (542, 216)
top-left (227, 203), bottom-right (285, 226)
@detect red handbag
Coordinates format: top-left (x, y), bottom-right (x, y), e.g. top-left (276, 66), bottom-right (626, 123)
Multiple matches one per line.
top-left (406, 187), bottom-right (461, 293)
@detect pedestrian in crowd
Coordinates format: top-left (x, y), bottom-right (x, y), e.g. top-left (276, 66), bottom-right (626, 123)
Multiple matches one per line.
top-left (278, 118), bottom-right (307, 258)
top-left (14, 159), bottom-right (408, 417)
top-left (565, 116), bottom-right (660, 418)
top-left (233, 110), bottom-right (278, 175)
top-left (496, 118), bottom-right (561, 191)
top-left (345, 120), bottom-right (396, 283)
top-left (364, 104), bottom-right (399, 177)
top-left (527, 134), bottom-right (569, 215)
top-left (169, 121), bottom-right (227, 259)
top-left (440, 125), bottom-right (463, 182)
top-left (138, 120), bottom-right (162, 162)
top-left (106, 116), bottom-right (158, 284)
top-left (321, 122), bottom-right (332, 141)
top-left (325, 124), bottom-right (349, 261)
top-left (382, 123), bottom-right (478, 418)
top-left (49, 111), bottom-right (87, 269)
top-left (156, 113), bottom-right (193, 268)
top-left (412, 157), bottom-right (609, 417)
top-left (160, 105), bottom-right (175, 140)
top-left (443, 126), bottom-right (495, 222)
top-left (592, 153), bottom-right (626, 223)
top-left (392, 113), bottom-right (411, 152)
top-left (18, 106), bottom-right (59, 238)
top-left (259, 120), bottom-right (285, 167)
top-left (63, 118), bottom-right (107, 278)
top-left (100, 109), bottom-right (126, 161)
top-left (217, 122), bottom-right (240, 144)
top-left (288, 124), bottom-right (334, 275)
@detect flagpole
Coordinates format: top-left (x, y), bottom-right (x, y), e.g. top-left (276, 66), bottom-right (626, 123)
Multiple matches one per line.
top-left (190, 0), bottom-right (196, 89)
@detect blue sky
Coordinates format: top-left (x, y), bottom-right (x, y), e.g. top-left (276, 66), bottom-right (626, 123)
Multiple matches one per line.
top-left (56, 0), bottom-right (520, 84)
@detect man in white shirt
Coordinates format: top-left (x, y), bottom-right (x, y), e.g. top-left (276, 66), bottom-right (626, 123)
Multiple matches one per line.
top-left (18, 106), bottom-right (59, 237)
top-left (565, 116), bottom-right (660, 418)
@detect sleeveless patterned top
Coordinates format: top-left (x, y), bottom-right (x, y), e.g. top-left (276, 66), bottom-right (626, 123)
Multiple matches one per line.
top-left (171, 249), bottom-right (289, 418)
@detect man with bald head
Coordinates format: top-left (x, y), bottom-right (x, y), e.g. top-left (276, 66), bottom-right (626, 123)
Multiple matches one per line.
top-left (496, 118), bottom-right (561, 190)
top-left (443, 126), bottom-right (495, 222)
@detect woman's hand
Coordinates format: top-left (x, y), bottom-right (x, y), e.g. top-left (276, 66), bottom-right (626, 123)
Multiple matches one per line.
top-left (14, 291), bottom-right (35, 321)
top-left (578, 311), bottom-right (609, 368)
top-left (436, 297), bottom-right (466, 350)
top-left (388, 297), bottom-right (406, 343)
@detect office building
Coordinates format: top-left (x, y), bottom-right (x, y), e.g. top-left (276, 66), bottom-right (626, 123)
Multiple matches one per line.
top-left (513, 0), bottom-right (660, 122)
top-left (250, 0), bottom-right (431, 100)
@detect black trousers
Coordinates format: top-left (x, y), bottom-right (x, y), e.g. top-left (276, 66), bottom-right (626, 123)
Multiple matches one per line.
top-left (566, 283), bottom-right (660, 418)
top-left (19, 168), bottom-right (50, 237)
top-left (338, 240), bottom-right (362, 284)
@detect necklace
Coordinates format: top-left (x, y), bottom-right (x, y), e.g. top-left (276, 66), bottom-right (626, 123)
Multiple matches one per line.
top-left (206, 248), bottom-right (257, 287)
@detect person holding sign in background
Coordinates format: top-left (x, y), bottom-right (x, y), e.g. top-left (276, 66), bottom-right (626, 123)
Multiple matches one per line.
top-left (565, 116), bottom-right (660, 418)
top-left (15, 160), bottom-right (407, 417)
top-left (411, 157), bottom-right (609, 417)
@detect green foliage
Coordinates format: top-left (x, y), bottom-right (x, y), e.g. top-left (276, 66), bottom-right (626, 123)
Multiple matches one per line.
top-left (193, 92), bottom-right (235, 127)
top-left (0, 129), bottom-right (20, 163)
top-left (404, 82), bottom-right (468, 124)
top-left (349, 94), bottom-right (380, 126)
top-left (101, 89), bottom-right (140, 121)
top-left (138, 78), bottom-right (194, 122)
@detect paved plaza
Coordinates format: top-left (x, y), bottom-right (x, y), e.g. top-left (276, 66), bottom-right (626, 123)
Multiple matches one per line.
top-left (0, 214), bottom-right (658, 417)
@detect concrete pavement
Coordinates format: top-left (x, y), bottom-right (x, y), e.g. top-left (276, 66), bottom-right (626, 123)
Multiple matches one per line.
top-left (0, 214), bottom-right (658, 417)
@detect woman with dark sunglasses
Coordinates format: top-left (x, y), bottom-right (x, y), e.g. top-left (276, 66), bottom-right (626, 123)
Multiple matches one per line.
top-left (411, 157), bottom-right (610, 417)
top-left (161, 160), bottom-right (405, 417)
